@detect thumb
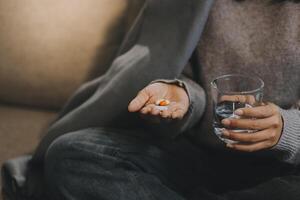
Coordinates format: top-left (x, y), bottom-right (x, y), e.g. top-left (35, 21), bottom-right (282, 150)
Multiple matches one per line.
top-left (128, 89), bottom-right (150, 112)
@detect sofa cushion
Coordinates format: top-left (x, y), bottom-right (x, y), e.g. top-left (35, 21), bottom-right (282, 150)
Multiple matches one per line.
top-left (0, 104), bottom-right (57, 173)
top-left (0, 0), bottom-right (142, 109)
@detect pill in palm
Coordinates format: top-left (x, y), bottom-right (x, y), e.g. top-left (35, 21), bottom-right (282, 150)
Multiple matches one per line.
top-left (155, 99), bottom-right (170, 106)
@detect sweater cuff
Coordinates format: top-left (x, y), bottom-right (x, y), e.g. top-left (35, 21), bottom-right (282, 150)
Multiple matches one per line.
top-left (272, 108), bottom-right (300, 164)
top-left (150, 78), bottom-right (191, 103)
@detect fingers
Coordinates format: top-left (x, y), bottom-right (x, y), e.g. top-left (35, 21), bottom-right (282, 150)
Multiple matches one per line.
top-left (171, 108), bottom-right (186, 119)
top-left (222, 129), bottom-right (273, 143)
top-left (140, 104), bottom-right (160, 115)
top-left (140, 102), bottom-right (186, 119)
top-left (222, 115), bottom-right (278, 130)
top-left (221, 101), bottom-right (283, 153)
top-left (220, 95), bottom-right (256, 105)
top-left (226, 140), bottom-right (271, 152)
top-left (128, 89), bottom-right (150, 112)
top-left (159, 102), bottom-right (176, 118)
top-left (234, 103), bottom-right (278, 118)
top-left (160, 102), bottom-right (186, 119)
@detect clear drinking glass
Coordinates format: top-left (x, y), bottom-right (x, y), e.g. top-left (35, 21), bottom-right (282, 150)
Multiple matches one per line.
top-left (211, 74), bottom-right (264, 144)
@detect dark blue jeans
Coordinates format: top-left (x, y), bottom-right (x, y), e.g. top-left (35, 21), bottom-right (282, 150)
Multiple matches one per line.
top-left (44, 128), bottom-right (300, 200)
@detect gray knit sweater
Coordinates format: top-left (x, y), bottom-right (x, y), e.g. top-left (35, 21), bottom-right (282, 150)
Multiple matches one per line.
top-left (158, 0), bottom-right (300, 164)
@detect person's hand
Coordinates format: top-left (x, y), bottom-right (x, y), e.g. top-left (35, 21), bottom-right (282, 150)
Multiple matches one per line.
top-left (128, 82), bottom-right (189, 119)
top-left (222, 102), bottom-right (283, 152)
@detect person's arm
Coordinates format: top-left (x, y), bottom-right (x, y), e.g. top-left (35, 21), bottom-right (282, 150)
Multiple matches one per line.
top-left (272, 102), bottom-right (300, 164)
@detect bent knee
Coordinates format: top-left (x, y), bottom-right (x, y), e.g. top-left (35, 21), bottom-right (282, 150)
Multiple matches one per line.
top-left (44, 127), bottom-right (157, 176)
top-left (45, 128), bottom-right (104, 163)
top-left (44, 129), bottom-right (103, 189)
top-left (44, 128), bottom-right (138, 167)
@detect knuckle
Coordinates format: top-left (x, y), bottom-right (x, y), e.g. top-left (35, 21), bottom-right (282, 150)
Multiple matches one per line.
top-left (273, 117), bottom-right (281, 128)
top-left (270, 131), bottom-right (278, 141)
top-left (269, 132), bottom-right (276, 140)
top-left (270, 104), bottom-right (279, 114)
top-left (267, 140), bottom-right (275, 147)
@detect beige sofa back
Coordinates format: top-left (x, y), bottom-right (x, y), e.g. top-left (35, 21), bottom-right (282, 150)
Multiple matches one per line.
top-left (0, 0), bottom-right (143, 109)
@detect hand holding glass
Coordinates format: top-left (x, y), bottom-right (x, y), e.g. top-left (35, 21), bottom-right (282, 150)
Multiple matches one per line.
top-left (211, 74), bottom-right (264, 144)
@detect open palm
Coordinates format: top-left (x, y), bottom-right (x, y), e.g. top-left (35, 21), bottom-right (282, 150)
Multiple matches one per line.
top-left (128, 82), bottom-right (189, 119)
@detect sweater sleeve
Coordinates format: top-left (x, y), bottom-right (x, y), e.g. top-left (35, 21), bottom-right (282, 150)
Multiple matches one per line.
top-left (148, 75), bottom-right (206, 138)
top-left (272, 106), bottom-right (300, 165)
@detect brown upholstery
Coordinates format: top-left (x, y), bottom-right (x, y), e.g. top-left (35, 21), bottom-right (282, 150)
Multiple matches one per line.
top-left (0, 0), bottom-right (142, 109)
top-left (0, 1), bottom-right (144, 194)
top-left (0, 104), bottom-right (57, 170)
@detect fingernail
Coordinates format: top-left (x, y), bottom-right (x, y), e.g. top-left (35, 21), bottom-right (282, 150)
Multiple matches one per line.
top-left (234, 109), bottom-right (243, 115)
top-left (226, 143), bottom-right (234, 148)
top-left (222, 119), bottom-right (231, 126)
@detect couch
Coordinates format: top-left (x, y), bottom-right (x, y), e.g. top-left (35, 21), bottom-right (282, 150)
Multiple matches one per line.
top-left (0, 1), bottom-right (143, 199)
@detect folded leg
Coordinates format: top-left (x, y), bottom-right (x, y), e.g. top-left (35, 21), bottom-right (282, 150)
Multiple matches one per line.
top-left (44, 128), bottom-right (204, 200)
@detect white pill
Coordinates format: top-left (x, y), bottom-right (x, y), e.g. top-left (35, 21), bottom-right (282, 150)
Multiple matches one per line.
top-left (155, 106), bottom-right (169, 111)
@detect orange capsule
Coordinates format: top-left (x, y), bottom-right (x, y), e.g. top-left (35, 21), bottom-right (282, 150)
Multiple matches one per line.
top-left (156, 99), bottom-right (170, 106)
top-left (159, 101), bottom-right (168, 106)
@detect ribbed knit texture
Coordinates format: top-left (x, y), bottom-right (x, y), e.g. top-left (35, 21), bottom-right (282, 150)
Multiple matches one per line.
top-left (156, 0), bottom-right (300, 164)
top-left (275, 109), bottom-right (300, 163)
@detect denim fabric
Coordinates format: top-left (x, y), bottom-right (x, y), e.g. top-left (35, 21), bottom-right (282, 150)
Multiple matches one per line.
top-left (44, 128), bottom-right (300, 200)
top-left (44, 128), bottom-right (205, 200)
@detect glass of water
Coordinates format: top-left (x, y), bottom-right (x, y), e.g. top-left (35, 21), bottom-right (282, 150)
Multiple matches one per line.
top-left (211, 74), bottom-right (264, 144)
